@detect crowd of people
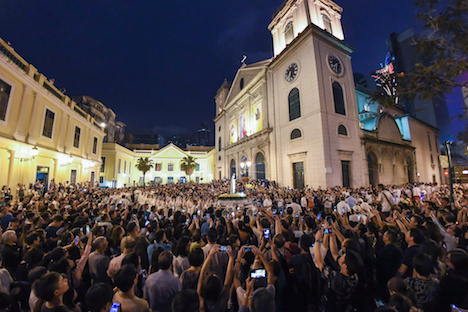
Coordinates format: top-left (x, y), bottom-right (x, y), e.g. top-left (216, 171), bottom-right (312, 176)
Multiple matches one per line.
top-left (0, 179), bottom-right (466, 312)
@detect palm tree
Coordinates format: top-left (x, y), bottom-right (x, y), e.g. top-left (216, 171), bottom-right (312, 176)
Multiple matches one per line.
top-left (180, 155), bottom-right (197, 183)
top-left (135, 157), bottom-right (153, 186)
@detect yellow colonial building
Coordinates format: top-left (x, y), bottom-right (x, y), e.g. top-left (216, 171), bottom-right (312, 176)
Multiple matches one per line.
top-left (100, 143), bottom-right (215, 187)
top-left (0, 37), bottom-right (104, 190)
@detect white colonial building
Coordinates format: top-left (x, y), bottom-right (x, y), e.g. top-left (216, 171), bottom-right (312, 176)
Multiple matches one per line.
top-left (214, 0), bottom-right (441, 188)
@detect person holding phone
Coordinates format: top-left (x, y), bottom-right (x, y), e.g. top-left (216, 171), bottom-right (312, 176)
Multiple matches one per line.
top-left (232, 245), bottom-right (276, 312)
top-left (336, 197), bottom-right (351, 215)
top-left (197, 245), bottom-right (235, 312)
top-left (312, 229), bottom-right (363, 312)
top-left (113, 264), bottom-right (150, 312)
top-left (85, 283), bottom-right (114, 312)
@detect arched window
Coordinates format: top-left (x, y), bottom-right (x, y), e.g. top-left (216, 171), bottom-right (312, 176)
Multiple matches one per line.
top-left (338, 125), bottom-right (348, 136)
top-left (322, 14), bottom-right (332, 34)
top-left (290, 128), bottom-right (302, 140)
top-left (284, 21), bottom-right (294, 45)
top-left (255, 152), bottom-right (266, 180)
top-left (288, 88), bottom-right (301, 121)
top-left (240, 78), bottom-right (244, 90)
top-left (333, 82), bottom-right (346, 115)
top-left (218, 137), bottom-right (221, 151)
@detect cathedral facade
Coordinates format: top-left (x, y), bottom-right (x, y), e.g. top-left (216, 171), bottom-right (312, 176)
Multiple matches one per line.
top-left (214, 0), bottom-right (441, 188)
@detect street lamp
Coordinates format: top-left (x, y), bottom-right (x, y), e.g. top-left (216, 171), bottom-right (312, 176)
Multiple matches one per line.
top-left (444, 141), bottom-right (454, 205)
top-left (20, 145), bottom-right (39, 162)
top-left (240, 159), bottom-right (251, 178)
top-left (31, 146), bottom-right (39, 157)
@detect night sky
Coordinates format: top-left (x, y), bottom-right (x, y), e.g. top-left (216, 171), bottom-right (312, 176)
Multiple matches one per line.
top-left (0, 0), bottom-right (464, 137)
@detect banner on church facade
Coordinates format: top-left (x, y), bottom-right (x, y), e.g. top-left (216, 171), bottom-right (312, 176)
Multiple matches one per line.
top-left (252, 103), bottom-right (262, 134)
top-left (240, 114), bottom-right (247, 139)
top-left (229, 120), bottom-right (237, 143)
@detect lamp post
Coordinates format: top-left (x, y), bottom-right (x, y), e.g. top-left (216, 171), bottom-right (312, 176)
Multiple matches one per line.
top-left (20, 145), bottom-right (39, 162)
top-left (240, 160), bottom-right (251, 178)
top-left (444, 141), bottom-right (454, 206)
top-left (100, 122), bottom-right (108, 142)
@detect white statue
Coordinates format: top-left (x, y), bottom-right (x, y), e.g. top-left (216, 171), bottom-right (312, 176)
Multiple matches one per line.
top-left (230, 174), bottom-right (236, 194)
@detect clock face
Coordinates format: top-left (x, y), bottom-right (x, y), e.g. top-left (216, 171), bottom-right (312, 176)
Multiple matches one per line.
top-left (328, 55), bottom-right (343, 75)
top-left (285, 63), bottom-right (298, 82)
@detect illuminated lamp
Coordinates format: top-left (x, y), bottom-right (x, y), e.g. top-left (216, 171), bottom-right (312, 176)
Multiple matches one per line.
top-left (31, 146), bottom-right (39, 157)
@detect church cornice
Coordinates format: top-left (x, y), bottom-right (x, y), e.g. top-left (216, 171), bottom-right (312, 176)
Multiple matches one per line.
top-left (314, 0), bottom-right (343, 14)
top-left (269, 0), bottom-right (296, 31)
top-left (223, 69), bottom-right (267, 112)
top-left (361, 135), bottom-right (415, 150)
top-left (223, 128), bottom-right (273, 151)
top-left (269, 22), bottom-right (353, 69)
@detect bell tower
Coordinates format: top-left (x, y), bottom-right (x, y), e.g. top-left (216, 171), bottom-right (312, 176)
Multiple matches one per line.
top-left (269, 0), bottom-right (345, 57)
top-left (266, 0), bottom-right (367, 188)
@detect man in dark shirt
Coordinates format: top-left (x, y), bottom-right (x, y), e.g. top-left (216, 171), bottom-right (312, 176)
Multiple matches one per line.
top-left (439, 249), bottom-right (468, 311)
top-left (397, 228), bottom-right (424, 278)
top-left (313, 229), bottom-right (363, 312)
top-left (144, 251), bottom-right (182, 312)
top-left (289, 234), bottom-right (321, 311)
top-left (375, 230), bottom-right (403, 300)
top-left (0, 208), bottom-right (13, 230)
top-left (0, 230), bottom-right (21, 277)
top-left (88, 236), bottom-right (111, 284)
top-left (44, 215), bottom-right (63, 251)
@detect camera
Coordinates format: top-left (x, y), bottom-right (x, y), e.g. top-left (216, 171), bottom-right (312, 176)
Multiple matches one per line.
top-left (264, 229), bottom-right (270, 239)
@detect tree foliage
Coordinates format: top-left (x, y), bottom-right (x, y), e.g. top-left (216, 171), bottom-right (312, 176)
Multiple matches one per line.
top-left (180, 155), bottom-right (197, 182)
top-left (180, 155), bottom-right (197, 172)
top-left (135, 157), bottom-right (153, 185)
top-left (406, 0), bottom-right (468, 99)
top-left (371, 0), bottom-right (468, 106)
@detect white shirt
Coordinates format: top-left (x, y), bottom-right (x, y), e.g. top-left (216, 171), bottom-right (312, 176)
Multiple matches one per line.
top-left (349, 214), bottom-right (367, 224)
top-left (377, 190), bottom-right (394, 212)
top-left (336, 201), bottom-right (351, 214)
top-left (285, 203), bottom-right (302, 216)
top-left (263, 198), bottom-right (272, 208)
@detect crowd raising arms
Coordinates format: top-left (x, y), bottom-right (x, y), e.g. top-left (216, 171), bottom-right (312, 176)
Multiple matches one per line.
top-left (0, 179), bottom-right (466, 312)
